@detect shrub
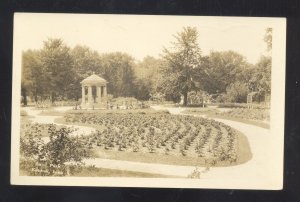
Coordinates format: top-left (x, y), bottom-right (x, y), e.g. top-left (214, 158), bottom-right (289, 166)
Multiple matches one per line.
top-left (20, 123), bottom-right (91, 176)
top-left (20, 110), bottom-right (28, 116)
top-left (225, 81), bottom-right (249, 103)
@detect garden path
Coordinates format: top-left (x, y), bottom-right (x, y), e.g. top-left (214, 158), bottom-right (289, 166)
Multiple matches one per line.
top-left (22, 107), bottom-right (96, 137)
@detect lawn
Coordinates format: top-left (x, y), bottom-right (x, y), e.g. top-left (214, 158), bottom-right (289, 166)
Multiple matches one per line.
top-left (181, 108), bottom-right (270, 129)
top-left (19, 166), bottom-right (176, 178)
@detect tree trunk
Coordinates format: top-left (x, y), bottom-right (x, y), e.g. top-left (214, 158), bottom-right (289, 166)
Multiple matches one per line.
top-left (51, 92), bottom-right (56, 103)
top-left (34, 92), bottom-right (38, 103)
top-left (23, 91), bottom-right (27, 106)
top-left (21, 88), bottom-right (28, 106)
top-left (183, 91), bottom-right (188, 106)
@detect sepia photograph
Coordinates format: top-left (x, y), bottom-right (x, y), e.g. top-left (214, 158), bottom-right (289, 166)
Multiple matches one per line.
top-left (11, 13), bottom-right (286, 189)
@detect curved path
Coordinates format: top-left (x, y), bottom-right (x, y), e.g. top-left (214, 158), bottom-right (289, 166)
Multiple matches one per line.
top-left (22, 106), bottom-right (278, 186)
top-left (23, 107), bottom-right (96, 138)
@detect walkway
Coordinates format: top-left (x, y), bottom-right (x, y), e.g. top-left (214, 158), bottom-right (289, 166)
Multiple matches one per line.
top-left (22, 107), bottom-right (96, 138)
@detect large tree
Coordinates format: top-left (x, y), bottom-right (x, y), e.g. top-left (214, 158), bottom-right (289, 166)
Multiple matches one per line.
top-left (249, 55), bottom-right (271, 99)
top-left (40, 39), bottom-right (75, 102)
top-left (161, 27), bottom-right (203, 106)
top-left (202, 51), bottom-right (251, 95)
top-left (21, 50), bottom-right (47, 104)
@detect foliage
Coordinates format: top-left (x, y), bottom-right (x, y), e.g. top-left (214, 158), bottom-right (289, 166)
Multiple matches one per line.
top-left (161, 27), bottom-right (204, 105)
top-left (217, 103), bottom-right (270, 109)
top-left (225, 81), bottom-right (249, 103)
top-left (264, 28), bottom-right (272, 52)
top-left (20, 123), bottom-right (91, 176)
top-left (248, 56), bottom-right (271, 100)
top-left (187, 90), bottom-right (209, 106)
top-left (40, 39), bottom-right (76, 102)
top-left (134, 56), bottom-right (165, 100)
top-left (216, 108), bottom-right (270, 121)
top-left (21, 27), bottom-right (272, 105)
top-left (202, 51), bottom-right (251, 95)
top-left (21, 50), bottom-right (46, 104)
top-left (101, 52), bottom-right (137, 98)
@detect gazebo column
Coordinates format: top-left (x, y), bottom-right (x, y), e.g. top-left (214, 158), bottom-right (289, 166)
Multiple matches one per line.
top-left (88, 85), bottom-right (93, 105)
top-left (97, 86), bottom-right (101, 103)
top-left (81, 86), bottom-right (85, 105)
top-left (103, 86), bottom-right (107, 97)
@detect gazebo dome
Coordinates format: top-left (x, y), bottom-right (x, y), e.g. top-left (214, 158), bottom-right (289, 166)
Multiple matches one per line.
top-left (80, 73), bottom-right (108, 85)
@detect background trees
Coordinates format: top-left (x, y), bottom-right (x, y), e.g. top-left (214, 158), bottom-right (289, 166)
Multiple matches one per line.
top-left (202, 51), bottom-right (251, 95)
top-left (134, 56), bottom-right (164, 100)
top-left (21, 50), bottom-right (44, 104)
top-left (40, 39), bottom-right (75, 102)
top-left (21, 27), bottom-right (272, 105)
top-left (101, 52), bottom-right (136, 98)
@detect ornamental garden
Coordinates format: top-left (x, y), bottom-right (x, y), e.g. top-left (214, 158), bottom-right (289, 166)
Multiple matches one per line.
top-left (19, 27), bottom-right (271, 177)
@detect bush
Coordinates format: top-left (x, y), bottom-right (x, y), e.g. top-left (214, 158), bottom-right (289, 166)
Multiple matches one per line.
top-left (20, 110), bottom-right (28, 116)
top-left (225, 81), bottom-right (249, 103)
top-left (20, 123), bottom-right (91, 176)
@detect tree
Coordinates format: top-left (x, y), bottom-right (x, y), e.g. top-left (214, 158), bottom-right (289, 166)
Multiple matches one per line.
top-left (248, 56), bottom-right (271, 100)
top-left (101, 52), bottom-right (137, 97)
top-left (247, 28), bottom-right (272, 102)
top-left (161, 27), bottom-right (203, 106)
top-left (40, 39), bottom-right (75, 102)
top-left (22, 50), bottom-right (46, 104)
top-left (225, 81), bottom-right (249, 103)
top-left (202, 51), bottom-right (251, 95)
top-left (264, 28), bottom-right (272, 53)
top-left (134, 56), bottom-right (165, 100)
top-left (71, 45), bottom-right (103, 100)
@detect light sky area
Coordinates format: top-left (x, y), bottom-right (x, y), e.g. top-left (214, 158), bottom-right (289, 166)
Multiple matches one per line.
top-left (14, 14), bottom-right (273, 64)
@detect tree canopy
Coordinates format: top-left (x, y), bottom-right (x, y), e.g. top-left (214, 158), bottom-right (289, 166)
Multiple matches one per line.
top-left (21, 27), bottom-right (272, 105)
top-left (160, 27), bottom-right (203, 105)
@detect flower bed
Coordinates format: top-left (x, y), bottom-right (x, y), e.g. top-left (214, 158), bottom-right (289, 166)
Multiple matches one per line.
top-left (64, 112), bottom-right (241, 166)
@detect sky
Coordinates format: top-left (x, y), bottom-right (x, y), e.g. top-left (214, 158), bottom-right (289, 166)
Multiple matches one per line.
top-left (14, 14), bottom-right (274, 64)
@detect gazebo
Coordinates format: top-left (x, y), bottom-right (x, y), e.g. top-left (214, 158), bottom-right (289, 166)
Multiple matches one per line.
top-left (80, 73), bottom-right (108, 108)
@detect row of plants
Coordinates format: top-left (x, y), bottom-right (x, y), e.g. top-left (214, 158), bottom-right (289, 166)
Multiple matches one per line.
top-left (182, 107), bottom-right (270, 122)
top-left (216, 102), bottom-right (270, 109)
top-left (215, 108), bottom-right (270, 121)
top-left (64, 113), bottom-right (239, 164)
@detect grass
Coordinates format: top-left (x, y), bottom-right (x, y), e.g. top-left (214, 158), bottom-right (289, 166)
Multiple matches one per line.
top-left (182, 108), bottom-right (270, 129)
top-left (65, 108), bottom-right (170, 115)
top-left (206, 114), bottom-right (270, 129)
top-left (19, 165), bottom-right (177, 178)
top-left (38, 109), bottom-right (66, 116)
top-left (72, 166), bottom-right (178, 178)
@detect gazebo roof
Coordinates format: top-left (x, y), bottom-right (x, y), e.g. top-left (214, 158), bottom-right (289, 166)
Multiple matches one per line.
top-left (80, 73), bottom-right (108, 85)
